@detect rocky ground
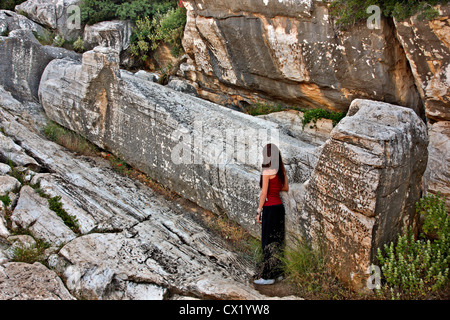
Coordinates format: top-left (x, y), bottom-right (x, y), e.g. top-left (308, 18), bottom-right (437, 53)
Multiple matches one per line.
top-left (0, 86), bottom-right (300, 300)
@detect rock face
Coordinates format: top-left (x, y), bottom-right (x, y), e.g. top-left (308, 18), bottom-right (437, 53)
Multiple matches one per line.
top-left (0, 90), bottom-right (275, 300)
top-left (0, 30), bottom-right (80, 102)
top-left (393, 5), bottom-right (450, 210)
top-left (394, 5), bottom-right (450, 122)
top-left (424, 121), bottom-right (450, 210)
top-left (180, 0), bottom-right (450, 212)
top-left (15, 0), bottom-right (82, 40)
top-left (0, 262), bottom-right (76, 300)
top-left (83, 20), bottom-right (133, 53)
top-left (296, 99), bottom-right (428, 290)
top-left (38, 47), bottom-right (321, 238)
top-left (10, 186), bottom-right (77, 246)
top-left (0, 9), bottom-right (46, 37)
top-left (180, 0), bottom-right (423, 113)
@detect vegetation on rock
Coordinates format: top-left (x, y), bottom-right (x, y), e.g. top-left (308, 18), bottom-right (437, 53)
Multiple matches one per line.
top-left (80, 0), bottom-right (175, 25)
top-left (329, 0), bottom-right (449, 28)
top-left (376, 193), bottom-right (449, 299)
top-left (0, 0), bottom-right (25, 11)
top-left (129, 5), bottom-right (187, 59)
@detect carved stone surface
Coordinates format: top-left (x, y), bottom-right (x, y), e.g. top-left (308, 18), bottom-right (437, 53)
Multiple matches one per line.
top-left (38, 47), bottom-right (322, 238)
top-left (299, 99), bottom-right (428, 290)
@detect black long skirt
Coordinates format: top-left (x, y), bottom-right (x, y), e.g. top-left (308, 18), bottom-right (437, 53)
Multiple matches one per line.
top-left (261, 204), bottom-right (285, 279)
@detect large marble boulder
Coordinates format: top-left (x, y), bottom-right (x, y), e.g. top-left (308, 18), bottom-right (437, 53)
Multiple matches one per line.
top-left (296, 99), bottom-right (428, 290)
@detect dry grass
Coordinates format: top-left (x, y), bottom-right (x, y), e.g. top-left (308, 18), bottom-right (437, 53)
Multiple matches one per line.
top-left (43, 121), bottom-right (98, 156)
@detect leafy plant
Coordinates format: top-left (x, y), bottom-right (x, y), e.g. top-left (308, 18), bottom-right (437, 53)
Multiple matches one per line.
top-left (280, 237), bottom-right (351, 299)
top-left (0, 194), bottom-right (11, 207)
top-left (152, 6), bottom-right (187, 57)
top-left (53, 34), bottom-right (66, 47)
top-left (328, 0), bottom-right (448, 28)
top-left (80, 0), bottom-right (176, 25)
top-left (11, 238), bottom-right (50, 265)
top-left (129, 15), bottom-right (155, 61)
top-left (417, 192), bottom-right (448, 240)
top-left (73, 36), bottom-right (85, 53)
top-left (376, 193), bottom-right (449, 299)
top-left (33, 29), bottom-right (57, 46)
top-left (301, 108), bottom-right (346, 129)
top-left (48, 196), bottom-right (81, 234)
top-left (130, 6), bottom-right (187, 60)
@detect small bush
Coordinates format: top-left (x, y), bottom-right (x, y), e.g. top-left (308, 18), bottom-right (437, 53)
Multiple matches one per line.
top-left (376, 193), bottom-right (449, 299)
top-left (280, 238), bottom-right (351, 299)
top-left (73, 36), bottom-right (85, 53)
top-left (48, 196), bottom-right (80, 234)
top-left (153, 6), bottom-right (187, 57)
top-left (33, 30), bottom-right (56, 46)
top-left (417, 192), bottom-right (448, 240)
top-left (329, 0), bottom-right (448, 28)
top-left (301, 108), bottom-right (346, 129)
top-left (0, 194), bottom-right (11, 207)
top-left (53, 34), bottom-right (65, 47)
top-left (130, 6), bottom-right (187, 60)
top-left (80, 0), bottom-right (176, 25)
top-left (11, 238), bottom-right (50, 264)
top-left (9, 233), bottom-right (51, 264)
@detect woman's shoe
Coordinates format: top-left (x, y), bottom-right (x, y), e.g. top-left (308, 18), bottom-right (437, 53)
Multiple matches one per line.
top-left (253, 278), bottom-right (275, 285)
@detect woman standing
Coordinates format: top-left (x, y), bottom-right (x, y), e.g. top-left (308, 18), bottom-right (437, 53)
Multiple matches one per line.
top-left (254, 143), bottom-right (289, 285)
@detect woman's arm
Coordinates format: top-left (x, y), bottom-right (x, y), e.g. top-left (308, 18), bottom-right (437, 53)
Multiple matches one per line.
top-left (256, 174), bottom-right (269, 224)
top-left (281, 172), bottom-right (289, 192)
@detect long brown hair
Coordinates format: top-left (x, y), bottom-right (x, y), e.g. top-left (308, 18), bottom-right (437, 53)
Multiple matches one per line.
top-left (259, 143), bottom-right (286, 188)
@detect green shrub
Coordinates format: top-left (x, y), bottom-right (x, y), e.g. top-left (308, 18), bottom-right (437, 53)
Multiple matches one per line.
top-left (376, 193), bottom-right (449, 299)
top-left (11, 238), bottom-right (50, 265)
top-left (129, 15), bottom-right (155, 61)
top-left (301, 108), bottom-right (346, 129)
top-left (0, 0), bottom-right (25, 11)
top-left (73, 36), bottom-right (85, 53)
top-left (417, 192), bottom-right (449, 240)
top-left (0, 194), bottom-right (11, 207)
top-left (280, 238), bottom-right (351, 299)
top-left (48, 196), bottom-right (81, 234)
top-left (80, 0), bottom-right (176, 25)
top-left (129, 6), bottom-right (186, 60)
top-left (153, 6), bottom-right (187, 56)
top-left (33, 30), bottom-right (56, 46)
top-left (329, 0), bottom-right (448, 28)
top-left (53, 34), bottom-right (65, 47)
